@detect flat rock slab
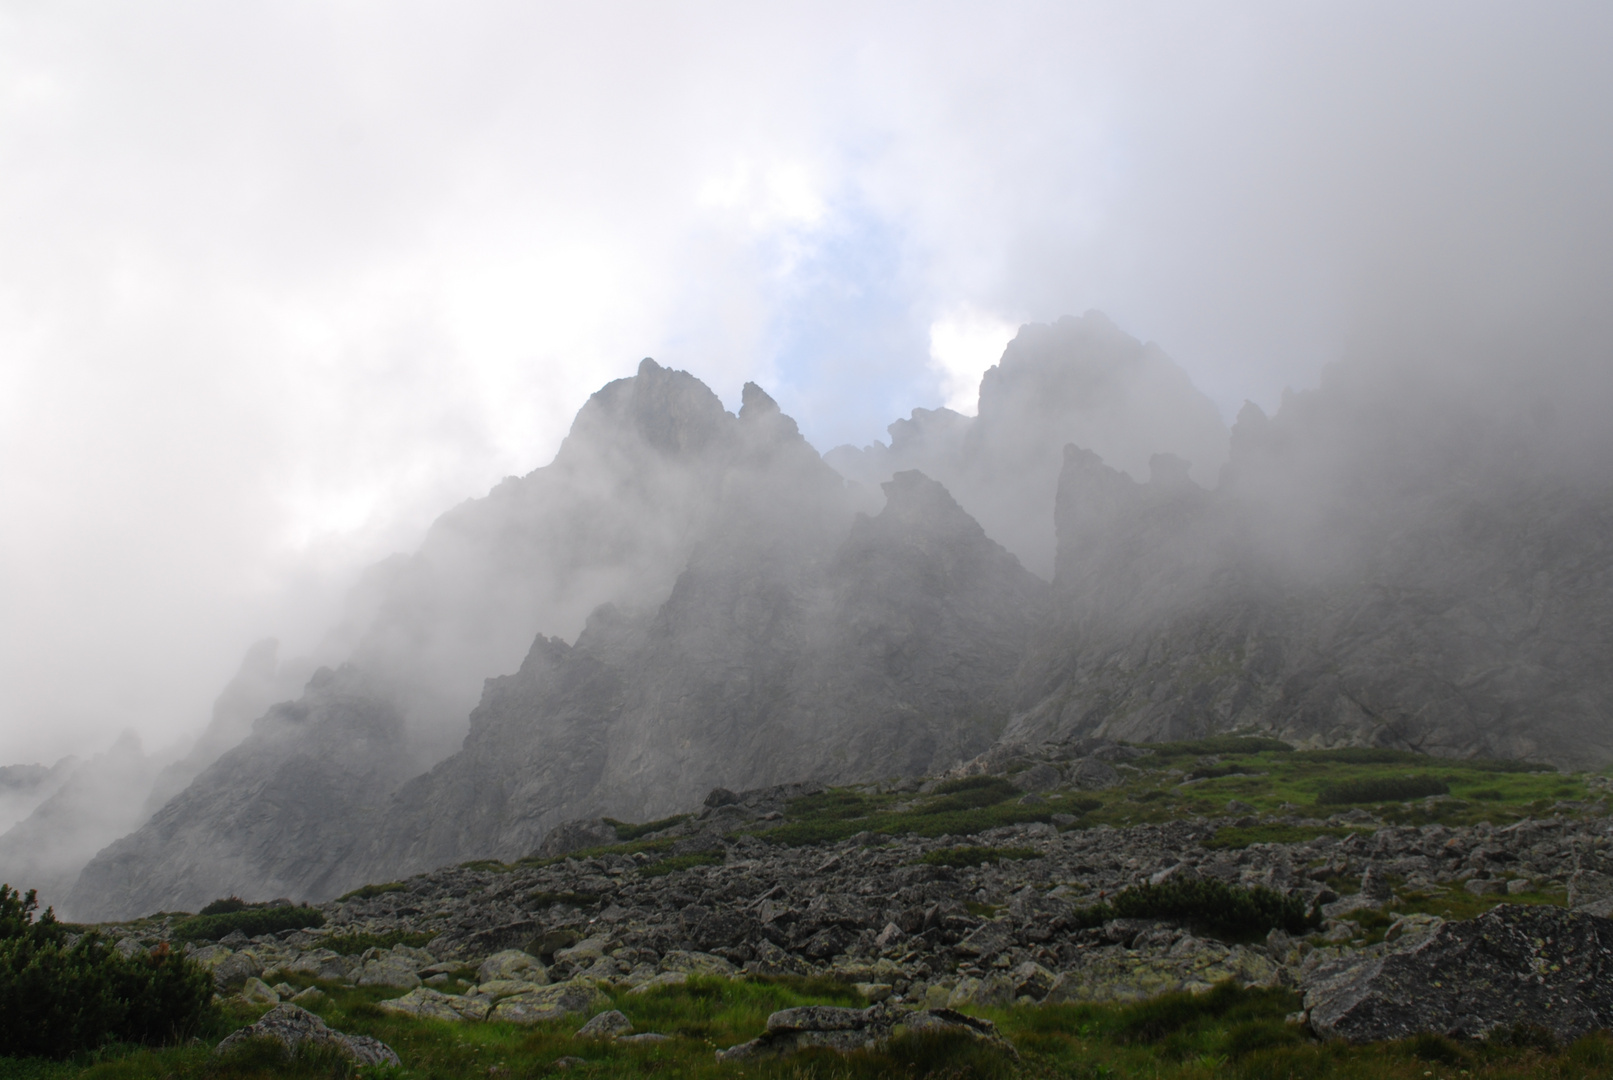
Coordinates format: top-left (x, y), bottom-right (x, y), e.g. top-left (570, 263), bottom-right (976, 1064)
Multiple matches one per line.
top-left (216, 1004), bottom-right (399, 1067)
top-left (1303, 903), bottom-right (1613, 1043)
top-left (716, 1004), bottom-right (1015, 1062)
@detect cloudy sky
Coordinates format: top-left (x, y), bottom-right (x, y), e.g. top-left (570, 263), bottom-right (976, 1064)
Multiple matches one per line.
top-left (2, 2), bottom-right (1610, 764)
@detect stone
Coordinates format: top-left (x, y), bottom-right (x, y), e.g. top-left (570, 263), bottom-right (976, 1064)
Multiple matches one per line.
top-left (658, 950), bottom-right (735, 976)
top-left (357, 957), bottom-right (421, 989)
top-left (627, 971), bottom-right (687, 995)
top-left (552, 937), bottom-right (608, 965)
top-left (704, 788), bottom-right (741, 808)
top-left (216, 1004), bottom-right (400, 1067)
top-left (238, 977), bottom-right (279, 1004)
top-left (576, 1009), bottom-right (634, 1038)
top-left (378, 986), bottom-right (490, 1022)
top-left (534, 818), bottom-right (621, 859)
top-left (489, 980), bottom-right (610, 1024)
top-left (474, 979), bottom-right (548, 1000)
top-left (291, 987), bottom-right (325, 1005)
top-left (1009, 961), bottom-right (1057, 1000)
top-left (855, 983), bottom-right (893, 1002)
top-left (1045, 942), bottom-right (1277, 1004)
top-left (955, 918), bottom-right (1013, 958)
top-left (1463, 877), bottom-right (1506, 896)
top-left (212, 950), bottom-right (263, 991)
top-left (717, 1005), bottom-right (1017, 1063)
top-left (948, 975), bottom-right (1015, 1008)
top-left (1303, 904), bottom-right (1613, 1043)
top-left (477, 949), bottom-right (548, 985)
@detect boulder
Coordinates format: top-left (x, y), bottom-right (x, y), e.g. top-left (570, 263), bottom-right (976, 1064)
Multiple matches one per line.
top-left (238, 977), bottom-right (279, 1004)
top-left (379, 987), bottom-right (490, 1022)
top-left (489, 980), bottom-right (610, 1024)
top-left (575, 1010), bottom-right (634, 1038)
top-left (627, 971), bottom-right (687, 995)
top-left (216, 1004), bottom-right (400, 1067)
top-left (356, 956), bottom-right (421, 990)
top-left (1045, 939), bottom-right (1278, 1004)
top-left (477, 949), bottom-right (548, 985)
top-left (1303, 904), bottom-right (1613, 1043)
top-left (716, 1005), bottom-right (1016, 1062)
top-left (212, 950), bottom-right (264, 991)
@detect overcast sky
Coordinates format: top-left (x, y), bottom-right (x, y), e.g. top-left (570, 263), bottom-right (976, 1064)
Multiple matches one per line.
top-left (2, 2), bottom-right (1610, 764)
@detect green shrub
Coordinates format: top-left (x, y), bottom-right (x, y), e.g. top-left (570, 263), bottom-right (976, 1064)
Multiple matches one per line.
top-left (318, 929), bottom-right (435, 955)
top-left (335, 882), bottom-right (407, 902)
top-left (1315, 775), bottom-right (1449, 805)
top-left (917, 845), bottom-right (1039, 868)
top-left (1074, 879), bottom-right (1319, 941)
top-left (197, 896), bottom-right (248, 916)
top-left (171, 903), bottom-right (325, 942)
top-left (0, 885), bottom-right (214, 1059)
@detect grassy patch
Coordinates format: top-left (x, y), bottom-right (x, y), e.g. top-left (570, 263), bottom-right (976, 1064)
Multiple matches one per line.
top-left (916, 846), bottom-right (1040, 868)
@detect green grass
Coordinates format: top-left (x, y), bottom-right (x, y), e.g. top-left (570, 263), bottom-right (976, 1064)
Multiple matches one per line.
top-left (16, 974), bottom-right (1613, 1080)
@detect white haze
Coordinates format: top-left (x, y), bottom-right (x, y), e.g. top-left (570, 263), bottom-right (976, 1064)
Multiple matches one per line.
top-left (1, 2), bottom-right (1612, 772)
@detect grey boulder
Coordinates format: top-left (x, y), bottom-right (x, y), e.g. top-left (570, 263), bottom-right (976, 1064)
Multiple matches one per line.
top-left (1303, 904), bottom-right (1613, 1043)
top-left (216, 1004), bottom-right (399, 1067)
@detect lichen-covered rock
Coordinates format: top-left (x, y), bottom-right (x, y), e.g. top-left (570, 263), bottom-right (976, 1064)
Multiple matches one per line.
top-left (212, 950), bottom-right (264, 991)
top-left (489, 980), bottom-right (609, 1024)
top-left (356, 956), bottom-right (421, 989)
top-left (238, 977), bottom-right (278, 1004)
top-left (477, 949), bottom-right (547, 985)
top-left (1302, 904), bottom-right (1613, 1043)
top-left (216, 1004), bottom-right (400, 1066)
top-left (1045, 938), bottom-right (1278, 1004)
top-left (378, 987), bottom-right (490, 1022)
top-left (575, 1010), bottom-right (634, 1038)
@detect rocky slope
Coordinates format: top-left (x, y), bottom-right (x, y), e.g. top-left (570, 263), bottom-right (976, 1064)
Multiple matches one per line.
top-left (100, 743), bottom-right (1613, 1046)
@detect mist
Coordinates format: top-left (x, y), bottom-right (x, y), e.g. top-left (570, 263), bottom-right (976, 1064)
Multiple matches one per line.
top-left (3, 1), bottom-right (1613, 783)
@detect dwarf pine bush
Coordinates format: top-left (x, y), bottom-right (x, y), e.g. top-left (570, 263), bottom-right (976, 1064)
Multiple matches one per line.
top-left (0, 884), bottom-right (214, 1059)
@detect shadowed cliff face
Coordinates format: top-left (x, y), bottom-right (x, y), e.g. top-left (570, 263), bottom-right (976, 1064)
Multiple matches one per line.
top-left (827, 312), bottom-right (1229, 577)
top-left (1004, 373), bottom-right (1613, 765)
top-left (348, 461), bottom-right (1049, 883)
top-left (68, 666), bottom-right (419, 919)
top-left (67, 371), bottom-right (1048, 917)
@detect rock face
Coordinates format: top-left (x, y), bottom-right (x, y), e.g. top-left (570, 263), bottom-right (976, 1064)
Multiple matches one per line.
top-left (826, 312), bottom-right (1230, 577)
top-left (70, 667), bottom-right (421, 918)
top-left (1003, 380), bottom-right (1613, 764)
top-left (1302, 904), bottom-right (1613, 1043)
top-left (353, 463), bottom-right (1047, 880)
